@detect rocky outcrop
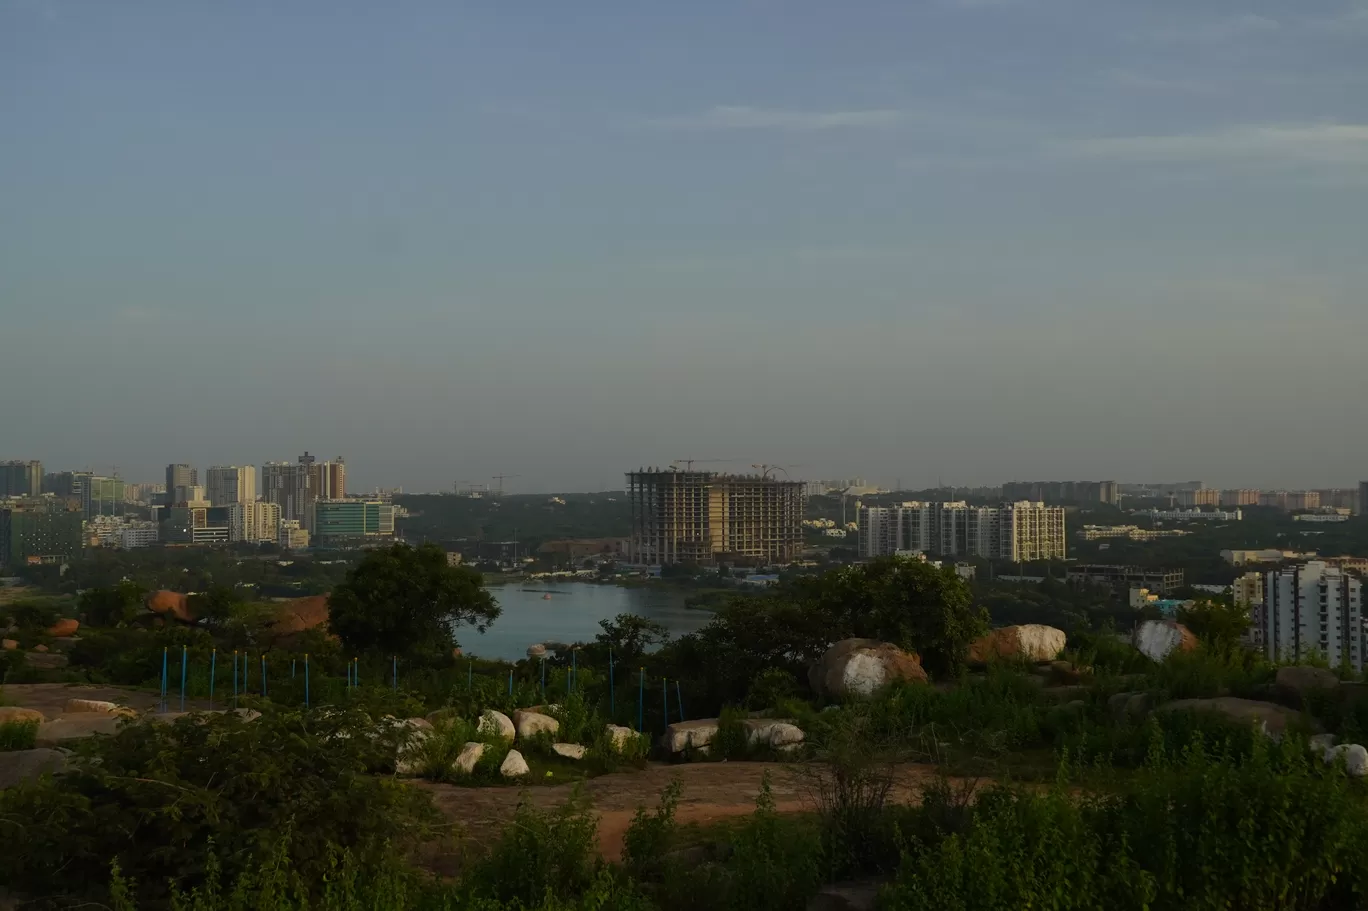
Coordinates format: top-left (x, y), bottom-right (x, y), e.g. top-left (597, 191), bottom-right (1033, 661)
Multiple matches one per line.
top-left (1323, 743), bottom-right (1368, 777)
top-left (64, 699), bottom-right (137, 718)
top-left (147, 590), bottom-right (194, 623)
top-left (744, 719), bottom-right (805, 749)
top-left (806, 878), bottom-right (888, 911)
top-left (0, 748), bottom-right (68, 789)
top-left (454, 741), bottom-right (487, 774)
top-left (664, 719), bottom-right (720, 753)
top-left (500, 749), bottom-right (530, 778)
top-left (271, 595), bottom-right (330, 635)
top-left (0, 706), bottom-right (45, 725)
top-left (809, 639), bottom-right (927, 700)
top-left (478, 710), bottom-right (515, 742)
top-left (513, 710), bottom-right (560, 740)
top-left (25, 652), bottom-right (68, 670)
top-left (552, 742), bottom-right (587, 760)
top-left (45, 618), bottom-right (80, 638)
top-left (604, 724), bottom-right (638, 752)
top-left (967, 625), bottom-right (1067, 665)
top-left (1274, 666), bottom-right (1340, 707)
top-left (1132, 620), bottom-right (1199, 662)
top-left (1108, 691), bottom-right (1152, 722)
top-left (35, 712), bottom-right (121, 746)
top-left (1157, 697), bottom-right (1313, 741)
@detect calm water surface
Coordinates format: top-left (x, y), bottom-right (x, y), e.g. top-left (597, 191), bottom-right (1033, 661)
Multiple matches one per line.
top-left (457, 581), bottom-right (712, 661)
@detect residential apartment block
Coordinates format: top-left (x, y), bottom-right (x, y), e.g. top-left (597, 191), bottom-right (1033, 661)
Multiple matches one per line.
top-left (205, 466), bottom-right (256, 506)
top-left (627, 469), bottom-right (805, 565)
top-left (227, 501), bottom-right (280, 544)
top-left (1176, 488), bottom-right (1221, 508)
top-left (858, 501), bottom-right (1066, 563)
top-left (0, 460), bottom-right (42, 498)
top-left (1257, 562), bottom-right (1364, 672)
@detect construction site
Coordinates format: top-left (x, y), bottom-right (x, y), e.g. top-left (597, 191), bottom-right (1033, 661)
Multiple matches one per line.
top-left (626, 467), bottom-right (806, 566)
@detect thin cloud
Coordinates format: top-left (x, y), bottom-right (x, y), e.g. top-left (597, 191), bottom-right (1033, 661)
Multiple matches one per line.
top-left (649, 105), bottom-right (903, 131)
top-left (1059, 123), bottom-right (1368, 166)
top-left (1143, 13), bottom-right (1279, 43)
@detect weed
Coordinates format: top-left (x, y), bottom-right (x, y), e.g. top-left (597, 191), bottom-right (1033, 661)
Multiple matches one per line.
top-left (0, 719), bottom-right (38, 751)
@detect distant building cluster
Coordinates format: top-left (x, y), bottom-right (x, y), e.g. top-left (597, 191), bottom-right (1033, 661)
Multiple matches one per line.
top-left (858, 501), bottom-right (1066, 563)
top-left (1080, 525), bottom-right (1189, 541)
top-left (1001, 480), bottom-right (1119, 506)
top-left (1173, 486), bottom-right (1360, 513)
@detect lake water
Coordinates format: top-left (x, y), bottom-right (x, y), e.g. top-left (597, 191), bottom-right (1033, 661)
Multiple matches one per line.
top-left (456, 582), bottom-right (712, 662)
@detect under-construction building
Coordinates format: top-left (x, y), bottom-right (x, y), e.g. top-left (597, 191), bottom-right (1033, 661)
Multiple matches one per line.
top-left (627, 469), bottom-right (806, 566)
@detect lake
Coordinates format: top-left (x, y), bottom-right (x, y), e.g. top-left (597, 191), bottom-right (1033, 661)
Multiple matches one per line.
top-left (456, 581), bottom-right (713, 662)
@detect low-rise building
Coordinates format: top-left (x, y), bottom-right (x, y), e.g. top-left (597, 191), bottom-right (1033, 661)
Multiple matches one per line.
top-left (279, 519), bottom-right (310, 550)
top-left (313, 499), bottom-right (396, 546)
top-left (1067, 564), bottom-right (1185, 595)
top-left (0, 499), bottom-right (83, 567)
top-left (120, 524), bottom-right (159, 549)
top-left (1081, 525), bottom-right (1190, 541)
top-left (1136, 508), bottom-right (1243, 522)
top-left (1221, 548), bottom-right (1316, 565)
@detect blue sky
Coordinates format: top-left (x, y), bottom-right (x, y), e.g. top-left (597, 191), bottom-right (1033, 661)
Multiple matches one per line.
top-left (3, 0), bottom-right (1366, 492)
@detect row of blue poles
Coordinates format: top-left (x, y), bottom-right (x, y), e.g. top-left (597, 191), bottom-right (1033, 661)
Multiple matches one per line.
top-left (159, 648), bottom-right (324, 712)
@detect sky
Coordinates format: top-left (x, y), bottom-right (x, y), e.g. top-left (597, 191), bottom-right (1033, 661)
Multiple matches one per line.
top-left (3, 0), bottom-right (1367, 493)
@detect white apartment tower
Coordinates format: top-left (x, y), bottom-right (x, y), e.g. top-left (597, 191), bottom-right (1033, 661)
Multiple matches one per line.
top-left (205, 465), bottom-right (256, 507)
top-left (227, 501), bottom-right (281, 544)
top-left (858, 501), bottom-right (1066, 562)
top-left (1259, 562), bottom-right (1365, 672)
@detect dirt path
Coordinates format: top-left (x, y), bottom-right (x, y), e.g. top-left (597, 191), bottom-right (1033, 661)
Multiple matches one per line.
top-left (1, 683), bottom-right (214, 719)
top-left (417, 761), bottom-right (963, 867)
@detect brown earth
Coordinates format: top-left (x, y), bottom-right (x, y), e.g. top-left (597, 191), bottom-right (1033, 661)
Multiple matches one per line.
top-left (1, 683), bottom-right (214, 719)
top-left (415, 761), bottom-right (968, 872)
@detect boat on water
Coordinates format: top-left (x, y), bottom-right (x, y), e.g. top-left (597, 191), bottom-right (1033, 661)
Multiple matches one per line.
top-left (542, 593), bottom-right (552, 600)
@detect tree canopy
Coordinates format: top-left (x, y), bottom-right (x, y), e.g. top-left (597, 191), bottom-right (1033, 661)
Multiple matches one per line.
top-left (328, 542), bottom-right (500, 660)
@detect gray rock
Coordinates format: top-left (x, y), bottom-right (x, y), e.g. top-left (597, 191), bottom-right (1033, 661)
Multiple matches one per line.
top-left (664, 719), bottom-right (720, 753)
top-left (1157, 697), bottom-right (1314, 741)
top-left (500, 748), bottom-right (530, 778)
top-left (512, 710), bottom-right (559, 740)
top-left (454, 741), bottom-right (487, 774)
top-left (1323, 743), bottom-right (1368, 777)
top-left (551, 742), bottom-right (587, 760)
top-left (0, 748), bottom-right (68, 789)
top-left (1309, 733), bottom-right (1337, 756)
top-left (806, 878), bottom-right (888, 911)
top-left (35, 713), bottom-right (121, 746)
top-left (477, 709), bottom-right (515, 741)
top-left (604, 724), bottom-right (638, 752)
top-left (743, 719), bottom-right (805, 748)
top-left (1108, 691), bottom-right (1152, 722)
top-left (24, 652), bottom-right (69, 670)
top-left (1275, 666), bottom-right (1340, 707)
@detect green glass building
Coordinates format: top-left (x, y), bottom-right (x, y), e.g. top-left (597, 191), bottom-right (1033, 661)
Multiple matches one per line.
top-left (313, 500), bottom-right (395, 545)
top-left (0, 502), bottom-right (84, 569)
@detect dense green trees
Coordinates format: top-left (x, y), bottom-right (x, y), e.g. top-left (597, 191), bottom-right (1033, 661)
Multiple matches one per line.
top-left (328, 542), bottom-right (500, 660)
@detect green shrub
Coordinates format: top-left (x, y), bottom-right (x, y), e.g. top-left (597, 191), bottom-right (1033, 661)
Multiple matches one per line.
top-left (550, 690), bottom-right (593, 745)
top-left (0, 719), bottom-right (38, 751)
top-left (464, 788), bottom-right (602, 906)
top-left (720, 773), bottom-right (821, 911)
top-left (621, 778), bottom-right (683, 881)
top-left (711, 705), bottom-right (750, 760)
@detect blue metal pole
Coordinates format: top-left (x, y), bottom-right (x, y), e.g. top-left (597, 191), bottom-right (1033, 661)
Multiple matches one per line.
top-left (180, 645), bottom-right (187, 712)
top-left (571, 648), bottom-right (577, 693)
top-left (304, 653), bottom-right (310, 708)
top-left (540, 658), bottom-right (545, 695)
top-left (508, 669), bottom-right (513, 697)
top-left (676, 680), bottom-right (685, 722)
top-left (637, 668), bottom-right (644, 733)
top-left (292, 658), bottom-right (296, 679)
top-left (467, 658), bottom-right (472, 691)
top-left (209, 649), bottom-right (216, 711)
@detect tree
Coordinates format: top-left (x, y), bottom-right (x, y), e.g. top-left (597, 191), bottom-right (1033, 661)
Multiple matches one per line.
top-left (328, 542), bottom-right (500, 659)
top-left (79, 580), bottom-right (147, 627)
top-left (1178, 597), bottom-right (1251, 656)
top-left (593, 614), bottom-right (670, 665)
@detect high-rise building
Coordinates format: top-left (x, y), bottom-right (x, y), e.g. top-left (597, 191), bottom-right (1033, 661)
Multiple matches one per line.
top-left (627, 469), bottom-right (805, 565)
top-left (1232, 572), bottom-right (1264, 609)
top-left (311, 458), bottom-right (346, 500)
top-left (1176, 488), bottom-right (1221, 508)
top-left (262, 456), bottom-right (317, 528)
top-left (1221, 489), bottom-right (1261, 507)
top-left (0, 500), bottom-right (83, 568)
top-left (1258, 562), bottom-right (1364, 672)
top-left (313, 499), bottom-right (394, 545)
top-left (165, 464), bottom-right (198, 505)
top-left (0, 460), bottom-right (42, 498)
top-left (205, 466), bottom-right (256, 506)
top-left (858, 501), bottom-right (1067, 563)
top-left (227, 500), bottom-right (280, 543)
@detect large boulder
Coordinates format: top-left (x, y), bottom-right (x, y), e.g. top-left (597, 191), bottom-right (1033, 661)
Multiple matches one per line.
top-left (45, 618), bottom-right (80, 638)
top-left (1132, 620), bottom-right (1198, 662)
top-left (743, 719), bottom-right (805, 749)
top-left (146, 590), bottom-right (194, 623)
top-left (1108, 691), bottom-right (1152, 723)
top-left (478, 709), bottom-right (515, 742)
top-left (500, 748), bottom-right (530, 778)
top-left (1323, 743), bottom-right (1368, 777)
top-left (0, 706), bottom-right (45, 725)
top-left (552, 742), bottom-right (587, 760)
top-left (1157, 697), bottom-right (1312, 741)
top-left (967, 625), bottom-right (1067, 665)
top-left (513, 710), bottom-right (560, 740)
top-left (35, 712), bottom-right (122, 746)
top-left (454, 741), bottom-right (487, 774)
top-left (2, 639), bottom-right (17, 650)
top-left (809, 639), bottom-right (927, 700)
top-left (271, 595), bottom-right (330, 635)
top-left (64, 699), bottom-right (137, 718)
top-left (0, 748), bottom-right (68, 789)
top-left (604, 724), bottom-right (639, 752)
top-left (664, 719), bottom-right (720, 753)
top-left (1275, 666), bottom-right (1340, 707)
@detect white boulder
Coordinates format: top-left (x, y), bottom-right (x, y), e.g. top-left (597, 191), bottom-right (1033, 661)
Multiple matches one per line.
top-left (1132, 620), bottom-right (1198, 662)
top-left (454, 741), bottom-right (488, 775)
top-left (500, 748), bottom-right (530, 778)
top-left (809, 639), bottom-right (926, 699)
top-left (663, 719), bottom-right (719, 753)
top-left (552, 742), bottom-right (587, 760)
top-left (478, 709), bottom-right (515, 742)
top-left (64, 699), bottom-right (137, 718)
top-left (967, 625), bottom-right (1067, 664)
top-left (1323, 743), bottom-right (1368, 777)
top-left (605, 724), bottom-right (639, 752)
top-left (744, 719), bottom-right (805, 749)
top-left (513, 709), bottom-right (560, 740)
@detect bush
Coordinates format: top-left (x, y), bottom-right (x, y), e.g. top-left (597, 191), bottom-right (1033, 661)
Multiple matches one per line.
top-left (464, 787), bottom-right (602, 906)
top-left (0, 719), bottom-right (38, 751)
top-left (717, 773), bottom-right (821, 911)
top-left (621, 778), bottom-right (683, 882)
top-left (711, 706), bottom-right (750, 760)
top-left (0, 707), bottom-right (441, 907)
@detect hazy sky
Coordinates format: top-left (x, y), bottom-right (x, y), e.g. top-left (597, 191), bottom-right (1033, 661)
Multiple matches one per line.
top-left (4, 1), bottom-right (1366, 493)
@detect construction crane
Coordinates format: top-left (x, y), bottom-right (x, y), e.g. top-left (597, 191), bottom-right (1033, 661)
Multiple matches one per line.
top-left (669, 459), bottom-right (739, 472)
top-left (751, 463), bottom-right (801, 480)
top-left (491, 474), bottom-right (519, 496)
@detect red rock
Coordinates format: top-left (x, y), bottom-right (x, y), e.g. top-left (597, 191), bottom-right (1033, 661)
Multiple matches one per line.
top-left (271, 595), bottom-right (330, 634)
top-left (46, 619), bottom-right (80, 638)
top-left (809, 638), bottom-right (928, 699)
top-left (146, 590), bottom-right (194, 623)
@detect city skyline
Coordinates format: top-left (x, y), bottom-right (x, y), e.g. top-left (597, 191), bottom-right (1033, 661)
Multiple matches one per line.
top-left (4, 1), bottom-right (1367, 491)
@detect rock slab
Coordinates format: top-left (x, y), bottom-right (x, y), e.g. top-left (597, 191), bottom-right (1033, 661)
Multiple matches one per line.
top-left (512, 709), bottom-right (560, 740)
top-left (35, 712), bottom-right (121, 746)
top-left (478, 709), bottom-right (515, 742)
top-left (46, 619), bottom-right (80, 638)
top-left (500, 748), bottom-right (530, 778)
top-left (64, 699), bottom-right (137, 718)
top-left (664, 719), bottom-right (720, 753)
top-left (1132, 620), bottom-right (1198, 662)
top-left (552, 742), bottom-right (587, 760)
top-left (0, 748), bottom-right (68, 789)
top-left (744, 719), bottom-right (805, 749)
top-left (1157, 697), bottom-right (1312, 741)
top-left (0, 706), bottom-right (45, 725)
top-left (604, 724), bottom-right (638, 752)
top-left (809, 639), bottom-right (927, 699)
top-left (967, 625), bottom-right (1067, 664)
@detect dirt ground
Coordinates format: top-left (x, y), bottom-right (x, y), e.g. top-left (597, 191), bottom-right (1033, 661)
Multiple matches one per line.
top-left (416, 761), bottom-right (961, 869)
top-left (2, 683), bottom-right (213, 718)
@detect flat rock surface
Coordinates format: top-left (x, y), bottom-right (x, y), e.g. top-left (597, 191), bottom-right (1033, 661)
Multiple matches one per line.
top-left (0, 748), bottom-right (68, 789)
top-left (1, 684), bottom-right (211, 720)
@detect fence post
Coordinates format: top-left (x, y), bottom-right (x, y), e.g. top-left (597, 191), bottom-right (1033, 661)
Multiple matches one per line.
top-left (637, 667), bottom-right (644, 733)
top-left (392, 655), bottom-right (398, 692)
top-left (180, 645), bottom-right (188, 712)
top-left (160, 647), bottom-right (168, 713)
top-left (304, 653), bottom-right (310, 708)
top-left (676, 679), bottom-right (685, 722)
top-left (233, 650), bottom-right (238, 709)
top-left (210, 648), bottom-right (217, 711)
top-left (662, 676), bottom-right (667, 734)
top-left (609, 650), bottom-right (615, 717)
